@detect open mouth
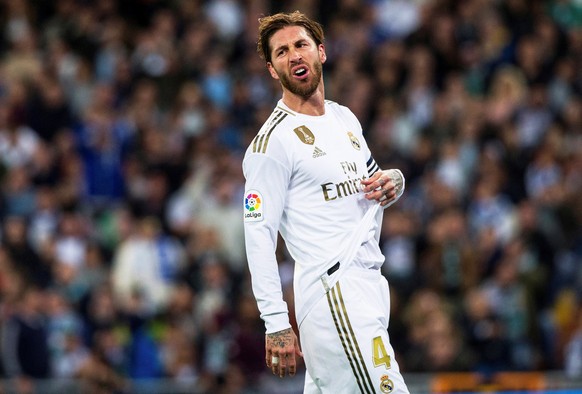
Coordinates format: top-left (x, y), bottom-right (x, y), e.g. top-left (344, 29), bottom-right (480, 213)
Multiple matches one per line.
top-left (292, 66), bottom-right (309, 79)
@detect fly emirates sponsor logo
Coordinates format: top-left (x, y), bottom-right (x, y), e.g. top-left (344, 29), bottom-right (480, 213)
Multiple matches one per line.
top-left (320, 161), bottom-right (365, 201)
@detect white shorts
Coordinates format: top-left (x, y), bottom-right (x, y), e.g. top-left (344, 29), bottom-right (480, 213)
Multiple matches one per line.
top-left (299, 267), bottom-right (409, 394)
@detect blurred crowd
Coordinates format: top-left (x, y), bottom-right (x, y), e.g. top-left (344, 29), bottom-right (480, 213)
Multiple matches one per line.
top-left (0, 0), bottom-right (581, 392)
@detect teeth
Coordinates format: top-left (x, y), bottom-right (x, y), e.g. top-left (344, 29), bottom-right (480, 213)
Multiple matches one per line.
top-left (295, 68), bottom-right (306, 75)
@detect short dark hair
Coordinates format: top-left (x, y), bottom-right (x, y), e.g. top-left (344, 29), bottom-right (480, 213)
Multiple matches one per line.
top-left (257, 11), bottom-right (325, 63)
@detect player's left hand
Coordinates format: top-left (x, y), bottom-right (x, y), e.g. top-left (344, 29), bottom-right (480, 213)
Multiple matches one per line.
top-left (361, 170), bottom-right (402, 207)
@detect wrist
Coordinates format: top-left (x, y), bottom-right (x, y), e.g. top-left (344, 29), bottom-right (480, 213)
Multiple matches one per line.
top-left (386, 169), bottom-right (404, 196)
top-left (264, 312), bottom-right (291, 334)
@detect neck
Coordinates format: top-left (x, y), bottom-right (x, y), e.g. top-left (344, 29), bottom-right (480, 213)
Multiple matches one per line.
top-left (281, 84), bottom-right (325, 116)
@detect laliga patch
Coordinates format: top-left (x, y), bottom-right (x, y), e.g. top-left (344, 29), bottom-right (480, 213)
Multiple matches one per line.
top-left (244, 190), bottom-right (264, 222)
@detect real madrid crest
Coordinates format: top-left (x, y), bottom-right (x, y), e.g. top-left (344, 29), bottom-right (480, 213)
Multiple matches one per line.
top-left (293, 126), bottom-right (315, 145)
top-left (347, 131), bottom-right (361, 150)
top-left (380, 374), bottom-right (394, 393)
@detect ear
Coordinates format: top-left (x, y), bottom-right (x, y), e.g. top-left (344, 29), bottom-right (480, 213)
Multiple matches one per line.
top-left (267, 62), bottom-right (280, 80)
top-left (319, 44), bottom-right (327, 64)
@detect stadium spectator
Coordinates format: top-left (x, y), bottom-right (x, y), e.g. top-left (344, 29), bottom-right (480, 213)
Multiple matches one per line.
top-left (0, 0), bottom-right (580, 391)
top-left (0, 286), bottom-right (51, 387)
top-left (111, 215), bottom-right (186, 316)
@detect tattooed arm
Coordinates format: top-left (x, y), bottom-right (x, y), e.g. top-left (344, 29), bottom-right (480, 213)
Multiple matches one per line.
top-left (265, 327), bottom-right (303, 378)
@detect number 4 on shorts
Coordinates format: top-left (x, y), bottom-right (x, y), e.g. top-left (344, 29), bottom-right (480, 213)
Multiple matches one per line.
top-left (372, 336), bottom-right (392, 369)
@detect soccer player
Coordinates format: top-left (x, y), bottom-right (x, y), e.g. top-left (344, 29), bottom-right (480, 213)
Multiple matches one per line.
top-left (242, 11), bottom-right (410, 393)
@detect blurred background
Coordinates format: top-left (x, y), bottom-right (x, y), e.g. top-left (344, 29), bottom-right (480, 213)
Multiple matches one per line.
top-left (0, 0), bottom-right (580, 393)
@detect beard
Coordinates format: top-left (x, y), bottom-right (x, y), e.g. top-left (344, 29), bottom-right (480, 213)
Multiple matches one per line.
top-left (277, 60), bottom-right (323, 99)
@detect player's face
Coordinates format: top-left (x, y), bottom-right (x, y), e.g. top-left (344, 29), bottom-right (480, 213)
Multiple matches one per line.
top-left (267, 25), bottom-right (326, 99)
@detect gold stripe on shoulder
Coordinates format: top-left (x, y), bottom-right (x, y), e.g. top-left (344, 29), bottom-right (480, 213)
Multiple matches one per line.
top-left (252, 110), bottom-right (289, 153)
top-left (253, 110), bottom-right (281, 153)
top-left (261, 112), bottom-right (287, 153)
top-left (252, 134), bottom-right (265, 153)
top-left (252, 134), bottom-right (260, 153)
top-left (276, 106), bottom-right (295, 116)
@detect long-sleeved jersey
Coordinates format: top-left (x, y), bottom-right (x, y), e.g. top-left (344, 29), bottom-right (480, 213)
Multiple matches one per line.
top-left (243, 100), bottom-right (404, 333)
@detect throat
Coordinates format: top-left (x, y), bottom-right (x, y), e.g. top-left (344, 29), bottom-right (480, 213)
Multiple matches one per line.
top-left (282, 92), bottom-right (326, 116)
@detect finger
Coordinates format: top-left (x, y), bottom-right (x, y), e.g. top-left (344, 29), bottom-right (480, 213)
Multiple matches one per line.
top-left (289, 342), bottom-right (302, 377)
top-left (362, 179), bottom-right (383, 193)
top-left (279, 354), bottom-right (288, 378)
top-left (365, 174), bottom-right (392, 193)
top-left (365, 187), bottom-right (389, 201)
top-left (271, 352), bottom-right (280, 374)
top-left (362, 172), bottom-right (382, 185)
top-left (295, 342), bottom-right (303, 358)
top-left (287, 353), bottom-right (297, 377)
top-left (360, 172), bottom-right (383, 190)
top-left (379, 190), bottom-right (397, 206)
top-left (266, 348), bottom-right (272, 368)
top-left (367, 185), bottom-right (397, 202)
top-left (360, 171), bottom-right (382, 185)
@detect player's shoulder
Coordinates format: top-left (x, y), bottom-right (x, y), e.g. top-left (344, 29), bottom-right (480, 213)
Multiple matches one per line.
top-left (325, 100), bottom-right (360, 129)
top-left (325, 99), bottom-right (355, 116)
top-left (246, 105), bottom-right (295, 156)
top-left (324, 99), bottom-right (350, 112)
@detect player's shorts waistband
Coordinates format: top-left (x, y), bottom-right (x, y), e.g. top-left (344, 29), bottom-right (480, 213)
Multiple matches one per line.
top-left (343, 264), bottom-right (382, 279)
top-left (326, 261), bottom-right (340, 275)
top-left (325, 261), bottom-right (381, 280)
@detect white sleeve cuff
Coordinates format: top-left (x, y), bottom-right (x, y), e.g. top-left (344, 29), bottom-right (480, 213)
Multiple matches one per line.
top-left (264, 312), bottom-right (292, 334)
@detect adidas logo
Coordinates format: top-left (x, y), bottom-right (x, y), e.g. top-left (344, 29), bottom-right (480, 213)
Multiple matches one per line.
top-left (312, 146), bottom-right (326, 158)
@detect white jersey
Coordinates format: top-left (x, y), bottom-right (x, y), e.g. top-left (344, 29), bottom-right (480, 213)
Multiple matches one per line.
top-left (243, 100), bottom-right (403, 333)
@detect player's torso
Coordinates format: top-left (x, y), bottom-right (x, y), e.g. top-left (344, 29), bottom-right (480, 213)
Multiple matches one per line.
top-left (275, 105), bottom-right (372, 261)
top-left (285, 115), bottom-right (368, 207)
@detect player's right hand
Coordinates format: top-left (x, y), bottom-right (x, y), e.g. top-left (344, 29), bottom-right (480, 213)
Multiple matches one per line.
top-left (265, 327), bottom-right (303, 378)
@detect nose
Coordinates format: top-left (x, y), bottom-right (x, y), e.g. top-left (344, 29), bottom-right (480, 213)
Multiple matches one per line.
top-left (289, 47), bottom-right (302, 63)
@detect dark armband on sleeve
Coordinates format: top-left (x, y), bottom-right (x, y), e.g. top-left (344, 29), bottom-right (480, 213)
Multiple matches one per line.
top-left (366, 156), bottom-right (380, 177)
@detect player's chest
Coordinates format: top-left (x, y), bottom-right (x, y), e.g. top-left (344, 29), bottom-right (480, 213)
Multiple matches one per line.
top-left (288, 123), bottom-right (368, 183)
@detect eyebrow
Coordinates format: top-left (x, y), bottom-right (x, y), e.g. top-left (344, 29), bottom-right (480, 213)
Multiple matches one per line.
top-left (273, 39), bottom-right (310, 54)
